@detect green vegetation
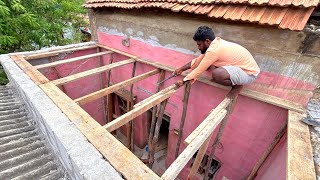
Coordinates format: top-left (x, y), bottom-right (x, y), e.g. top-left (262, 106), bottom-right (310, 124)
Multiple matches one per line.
top-left (0, 0), bottom-right (88, 84)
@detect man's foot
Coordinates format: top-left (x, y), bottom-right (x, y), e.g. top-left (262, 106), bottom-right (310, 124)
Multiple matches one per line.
top-left (226, 85), bottom-right (243, 99)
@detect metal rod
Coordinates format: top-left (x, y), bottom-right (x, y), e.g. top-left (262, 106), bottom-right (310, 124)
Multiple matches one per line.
top-left (157, 74), bottom-right (175, 85)
top-left (175, 81), bottom-right (191, 158)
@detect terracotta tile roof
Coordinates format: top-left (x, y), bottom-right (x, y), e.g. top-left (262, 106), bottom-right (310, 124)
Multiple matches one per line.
top-left (84, 0), bottom-right (319, 30)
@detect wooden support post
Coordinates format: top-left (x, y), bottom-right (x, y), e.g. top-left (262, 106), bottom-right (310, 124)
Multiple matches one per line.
top-left (51, 59), bottom-right (135, 86)
top-left (247, 122), bottom-right (287, 180)
top-left (97, 47), bottom-right (108, 125)
top-left (103, 84), bottom-right (179, 132)
top-left (203, 86), bottom-right (243, 180)
top-left (175, 81), bottom-right (191, 158)
top-left (161, 109), bottom-right (227, 180)
top-left (128, 62), bottom-right (137, 152)
top-left (188, 132), bottom-right (214, 180)
top-left (184, 98), bottom-right (232, 145)
top-left (74, 69), bottom-right (160, 105)
top-left (147, 70), bottom-right (165, 167)
top-left (149, 99), bottom-right (169, 166)
top-left (107, 54), bottom-right (114, 124)
top-left (24, 44), bottom-right (98, 60)
top-left (35, 51), bottom-right (113, 69)
top-left (287, 111), bottom-right (316, 180)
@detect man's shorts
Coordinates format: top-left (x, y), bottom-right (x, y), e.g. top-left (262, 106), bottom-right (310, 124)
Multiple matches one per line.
top-left (222, 66), bottom-right (259, 85)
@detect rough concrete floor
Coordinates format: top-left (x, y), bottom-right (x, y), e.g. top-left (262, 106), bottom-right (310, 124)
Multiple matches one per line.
top-left (0, 85), bottom-right (69, 180)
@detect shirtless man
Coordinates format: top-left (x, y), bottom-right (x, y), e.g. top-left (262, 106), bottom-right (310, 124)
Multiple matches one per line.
top-left (174, 26), bottom-right (260, 91)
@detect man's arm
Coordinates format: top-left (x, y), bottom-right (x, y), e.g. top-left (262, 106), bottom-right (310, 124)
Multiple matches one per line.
top-left (183, 51), bottom-right (218, 81)
top-left (173, 61), bottom-right (192, 76)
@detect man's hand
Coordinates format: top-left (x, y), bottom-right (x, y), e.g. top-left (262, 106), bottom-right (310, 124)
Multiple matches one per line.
top-left (173, 68), bottom-right (183, 76)
top-left (174, 80), bottom-right (184, 89)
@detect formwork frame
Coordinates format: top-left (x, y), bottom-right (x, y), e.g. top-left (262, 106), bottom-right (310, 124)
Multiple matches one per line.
top-left (9, 42), bottom-right (315, 180)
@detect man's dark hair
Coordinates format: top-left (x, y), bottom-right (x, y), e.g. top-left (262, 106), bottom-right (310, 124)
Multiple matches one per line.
top-left (193, 26), bottom-right (215, 41)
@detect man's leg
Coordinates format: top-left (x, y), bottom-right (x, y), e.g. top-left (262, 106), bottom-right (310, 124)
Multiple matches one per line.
top-left (211, 67), bottom-right (233, 86)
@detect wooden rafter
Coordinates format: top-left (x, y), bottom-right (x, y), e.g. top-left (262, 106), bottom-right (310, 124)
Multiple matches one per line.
top-left (184, 97), bottom-right (232, 145)
top-left (98, 44), bottom-right (305, 113)
top-left (51, 59), bottom-right (135, 86)
top-left (74, 69), bottom-right (160, 105)
top-left (161, 109), bottom-right (227, 180)
top-left (24, 45), bottom-right (98, 60)
top-left (39, 83), bottom-right (159, 180)
top-left (10, 55), bottom-right (50, 85)
top-left (35, 51), bottom-right (113, 69)
top-left (103, 84), bottom-right (179, 132)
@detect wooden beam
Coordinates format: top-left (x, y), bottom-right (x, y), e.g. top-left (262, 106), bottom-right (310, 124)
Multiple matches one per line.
top-left (23, 45), bottom-right (98, 60)
top-left (10, 55), bottom-right (49, 85)
top-left (104, 84), bottom-right (178, 132)
top-left (161, 109), bottom-right (227, 180)
top-left (52, 59), bottom-right (135, 86)
top-left (149, 99), bottom-right (169, 166)
top-left (97, 44), bottom-right (305, 113)
top-left (147, 70), bottom-right (165, 167)
top-left (39, 83), bottom-right (159, 180)
top-left (188, 130), bottom-right (214, 179)
top-left (175, 81), bottom-right (191, 158)
top-left (287, 111), bottom-right (316, 180)
top-left (35, 51), bottom-right (113, 69)
top-left (247, 122), bottom-right (287, 180)
top-left (204, 87), bottom-right (242, 180)
top-left (74, 69), bottom-right (160, 105)
top-left (184, 98), bottom-right (232, 145)
top-left (133, 84), bottom-right (176, 108)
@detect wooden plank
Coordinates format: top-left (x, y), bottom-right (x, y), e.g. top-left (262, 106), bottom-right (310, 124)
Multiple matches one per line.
top-left (35, 51), bottom-right (113, 69)
top-left (247, 122), bottom-right (287, 180)
top-left (161, 109), bottom-right (227, 180)
top-left (10, 55), bottom-right (49, 85)
top-left (52, 59), bottom-right (135, 86)
top-left (148, 70), bottom-right (165, 167)
top-left (149, 99), bottom-right (169, 165)
top-left (24, 45), bottom-right (98, 60)
top-left (287, 111), bottom-right (316, 180)
top-left (175, 81), bottom-right (191, 158)
top-left (188, 131), bottom-right (214, 179)
top-left (104, 84), bottom-right (178, 132)
top-left (39, 83), bottom-right (159, 180)
top-left (184, 98), bottom-right (232, 145)
top-left (74, 69), bottom-right (160, 105)
top-left (98, 44), bottom-right (305, 113)
top-left (133, 84), bottom-right (176, 108)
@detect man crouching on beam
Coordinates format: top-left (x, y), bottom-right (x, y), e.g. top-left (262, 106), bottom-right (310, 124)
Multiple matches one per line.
top-left (174, 26), bottom-right (260, 97)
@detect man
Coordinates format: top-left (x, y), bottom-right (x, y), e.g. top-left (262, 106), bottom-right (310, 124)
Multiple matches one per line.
top-left (174, 26), bottom-right (260, 88)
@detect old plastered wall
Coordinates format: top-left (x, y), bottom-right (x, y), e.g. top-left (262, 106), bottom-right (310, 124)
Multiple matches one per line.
top-left (92, 8), bottom-right (320, 105)
top-left (83, 8), bottom-right (320, 180)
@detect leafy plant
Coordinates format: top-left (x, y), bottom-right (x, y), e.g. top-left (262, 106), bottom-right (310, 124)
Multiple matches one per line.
top-left (0, 0), bottom-right (87, 54)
